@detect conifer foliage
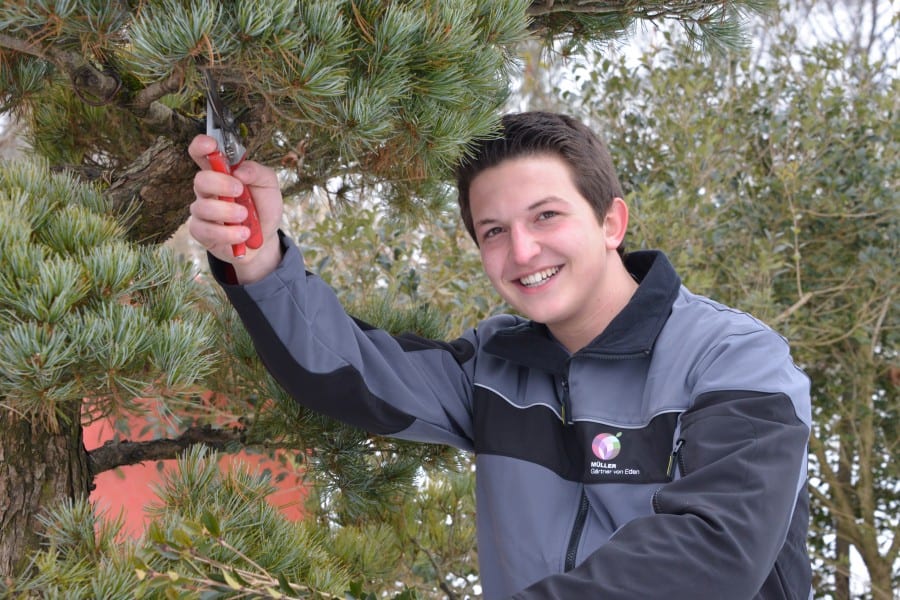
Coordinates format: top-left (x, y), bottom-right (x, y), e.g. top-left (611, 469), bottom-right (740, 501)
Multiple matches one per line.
top-left (0, 0), bottom-right (768, 242)
top-left (0, 158), bottom-right (218, 580)
top-left (0, 0), bottom-right (531, 242)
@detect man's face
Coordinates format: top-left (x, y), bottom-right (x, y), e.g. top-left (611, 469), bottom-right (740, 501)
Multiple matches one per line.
top-left (469, 154), bottom-right (622, 344)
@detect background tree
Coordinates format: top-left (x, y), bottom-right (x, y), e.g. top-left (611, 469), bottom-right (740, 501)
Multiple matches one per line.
top-left (0, 0), bottom-right (777, 595)
top-left (565, 23), bottom-right (897, 597)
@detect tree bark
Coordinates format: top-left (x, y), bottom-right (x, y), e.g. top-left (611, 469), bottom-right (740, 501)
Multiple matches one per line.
top-left (834, 416), bottom-right (852, 600)
top-left (88, 425), bottom-right (246, 476)
top-left (0, 405), bottom-right (247, 580)
top-left (867, 557), bottom-right (894, 600)
top-left (0, 403), bottom-right (91, 580)
top-left (105, 136), bottom-right (198, 245)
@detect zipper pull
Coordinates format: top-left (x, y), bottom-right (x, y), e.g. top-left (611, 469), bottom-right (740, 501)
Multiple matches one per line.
top-left (666, 438), bottom-right (685, 480)
top-left (560, 377), bottom-right (572, 425)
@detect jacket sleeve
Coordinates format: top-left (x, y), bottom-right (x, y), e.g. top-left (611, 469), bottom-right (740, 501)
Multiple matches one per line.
top-left (512, 329), bottom-right (812, 599)
top-left (210, 234), bottom-right (478, 450)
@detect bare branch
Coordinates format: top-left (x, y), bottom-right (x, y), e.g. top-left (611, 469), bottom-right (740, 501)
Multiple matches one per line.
top-left (772, 291), bottom-right (813, 324)
top-left (869, 286), bottom-right (894, 357)
top-left (407, 534), bottom-right (460, 600)
top-left (527, 0), bottom-right (729, 18)
top-left (88, 425), bottom-right (246, 477)
top-left (132, 64), bottom-right (186, 114)
top-left (0, 32), bottom-right (44, 58)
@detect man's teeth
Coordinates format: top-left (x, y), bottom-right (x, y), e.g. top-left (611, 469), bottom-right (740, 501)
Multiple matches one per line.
top-left (520, 267), bottom-right (559, 287)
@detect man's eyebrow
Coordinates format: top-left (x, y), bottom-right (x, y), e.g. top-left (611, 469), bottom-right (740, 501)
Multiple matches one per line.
top-left (528, 197), bottom-right (563, 211)
top-left (474, 197), bottom-right (563, 228)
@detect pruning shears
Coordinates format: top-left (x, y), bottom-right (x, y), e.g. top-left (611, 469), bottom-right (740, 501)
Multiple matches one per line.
top-left (204, 70), bottom-right (263, 258)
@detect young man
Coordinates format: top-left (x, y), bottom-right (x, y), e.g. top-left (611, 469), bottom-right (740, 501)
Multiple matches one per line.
top-left (189, 112), bottom-right (813, 599)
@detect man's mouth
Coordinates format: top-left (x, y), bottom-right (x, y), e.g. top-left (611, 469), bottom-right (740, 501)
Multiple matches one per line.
top-left (519, 267), bottom-right (560, 288)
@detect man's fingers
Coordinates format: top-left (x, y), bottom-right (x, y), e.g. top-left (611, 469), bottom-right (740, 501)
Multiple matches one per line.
top-left (188, 134), bottom-right (219, 167)
top-left (190, 135), bottom-right (277, 194)
top-left (188, 133), bottom-right (284, 269)
top-left (193, 170), bottom-right (244, 201)
top-left (190, 196), bottom-right (248, 223)
top-left (188, 214), bottom-right (249, 249)
top-left (231, 160), bottom-right (280, 191)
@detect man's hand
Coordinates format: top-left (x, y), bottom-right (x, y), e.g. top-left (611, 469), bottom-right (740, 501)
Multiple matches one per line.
top-left (188, 134), bottom-right (284, 283)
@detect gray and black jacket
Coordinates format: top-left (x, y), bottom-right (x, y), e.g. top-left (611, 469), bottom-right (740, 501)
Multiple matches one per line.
top-left (213, 235), bottom-right (813, 599)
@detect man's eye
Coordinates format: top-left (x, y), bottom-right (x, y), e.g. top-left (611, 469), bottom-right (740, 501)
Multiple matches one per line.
top-left (482, 227), bottom-right (502, 240)
top-left (538, 211), bottom-right (558, 220)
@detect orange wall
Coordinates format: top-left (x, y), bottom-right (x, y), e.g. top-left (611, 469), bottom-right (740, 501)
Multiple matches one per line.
top-left (85, 415), bottom-right (306, 538)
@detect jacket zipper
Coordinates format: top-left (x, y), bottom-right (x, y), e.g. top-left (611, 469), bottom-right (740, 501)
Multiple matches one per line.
top-left (560, 376), bottom-right (573, 425)
top-left (665, 438), bottom-right (686, 480)
top-left (578, 349), bottom-right (652, 361)
top-left (565, 488), bottom-right (590, 571)
top-left (654, 439), bottom-right (687, 513)
top-left (561, 350), bottom-right (652, 569)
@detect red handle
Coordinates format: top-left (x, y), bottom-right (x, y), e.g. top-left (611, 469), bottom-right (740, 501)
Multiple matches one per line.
top-left (207, 150), bottom-right (263, 258)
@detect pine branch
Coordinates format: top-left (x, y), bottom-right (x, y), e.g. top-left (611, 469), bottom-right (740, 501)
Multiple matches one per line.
top-left (88, 425), bottom-right (246, 477)
top-left (0, 32), bottom-right (42, 57)
top-left (0, 32), bottom-right (193, 137)
top-left (526, 0), bottom-right (774, 50)
top-left (527, 0), bottom-right (768, 19)
top-left (407, 534), bottom-right (459, 600)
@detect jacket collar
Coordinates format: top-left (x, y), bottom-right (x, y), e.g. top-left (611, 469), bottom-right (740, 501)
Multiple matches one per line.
top-left (483, 250), bottom-right (681, 372)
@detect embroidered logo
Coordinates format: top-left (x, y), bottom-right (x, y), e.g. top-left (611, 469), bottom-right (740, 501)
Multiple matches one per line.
top-left (591, 432), bottom-right (622, 461)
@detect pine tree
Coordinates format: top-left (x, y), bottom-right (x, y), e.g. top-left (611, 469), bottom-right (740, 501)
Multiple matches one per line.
top-left (0, 0), bottom-right (772, 241)
top-left (0, 158), bottom-right (218, 579)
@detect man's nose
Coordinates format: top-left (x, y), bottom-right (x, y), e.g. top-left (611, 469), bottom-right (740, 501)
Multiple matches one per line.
top-left (509, 225), bottom-right (540, 264)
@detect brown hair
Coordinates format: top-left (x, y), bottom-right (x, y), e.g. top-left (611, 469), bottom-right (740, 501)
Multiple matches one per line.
top-left (456, 111), bottom-right (624, 246)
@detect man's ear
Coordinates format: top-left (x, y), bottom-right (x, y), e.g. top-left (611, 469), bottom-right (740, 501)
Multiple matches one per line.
top-left (603, 197), bottom-right (629, 250)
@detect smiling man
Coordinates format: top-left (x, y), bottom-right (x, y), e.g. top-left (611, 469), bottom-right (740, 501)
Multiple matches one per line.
top-left (188, 111), bottom-right (813, 599)
top-left (464, 153), bottom-right (636, 353)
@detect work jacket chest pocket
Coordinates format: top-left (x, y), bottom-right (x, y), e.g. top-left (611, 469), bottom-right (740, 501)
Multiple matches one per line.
top-left (578, 412), bottom-right (681, 484)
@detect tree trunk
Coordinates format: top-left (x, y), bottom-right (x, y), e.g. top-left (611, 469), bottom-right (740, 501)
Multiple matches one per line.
top-left (866, 556), bottom-right (893, 600)
top-left (834, 524), bottom-right (851, 600)
top-left (105, 135), bottom-right (197, 246)
top-left (0, 402), bottom-right (91, 579)
top-left (834, 416), bottom-right (852, 600)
